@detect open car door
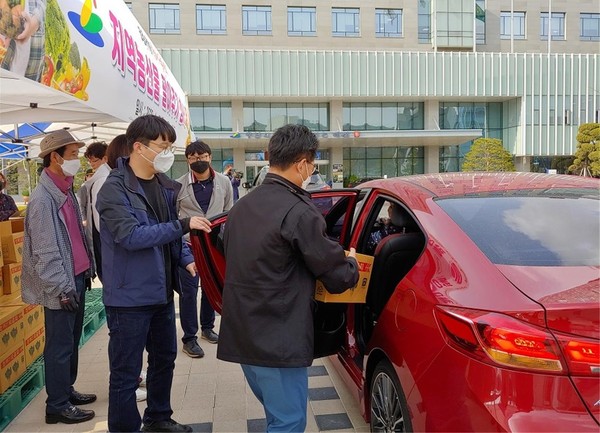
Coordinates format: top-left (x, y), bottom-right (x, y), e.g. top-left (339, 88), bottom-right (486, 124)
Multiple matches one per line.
top-left (189, 188), bottom-right (364, 358)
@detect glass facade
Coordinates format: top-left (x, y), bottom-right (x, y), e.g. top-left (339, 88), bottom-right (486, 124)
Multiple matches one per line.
top-left (439, 102), bottom-right (503, 172)
top-left (189, 102), bottom-right (232, 131)
top-left (149, 3), bottom-right (180, 34)
top-left (343, 103), bottom-right (424, 131)
top-left (332, 8), bottom-right (360, 37)
top-left (475, 0), bottom-right (486, 44)
top-left (288, 7), bottom-right (316, 36)
top-left (243, 103), bottom-right (329, 131)
top-left (242, 6), bottom-right (272, 35)
top-left (418, 0), bottom-right (431, 43)
top-left (196, 4), bottom-right (227, 35)
top-left (375, 9), bottom-right (402, 38)
top-left (343, 146), bottom-right (424, 183)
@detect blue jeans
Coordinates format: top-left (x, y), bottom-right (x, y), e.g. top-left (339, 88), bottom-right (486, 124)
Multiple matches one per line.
top-left (44, 273), bottom-right (86, 414)
top-left (178, 267), bottom-right (215, 343)
top-left (241, 364), bottom-right (308, 432)
top-left (106, 302), bottom-right (177, 432)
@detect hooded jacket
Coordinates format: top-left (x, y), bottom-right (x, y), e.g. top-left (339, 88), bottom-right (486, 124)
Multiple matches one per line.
top-left (96, 157), bottom-right (193, 307)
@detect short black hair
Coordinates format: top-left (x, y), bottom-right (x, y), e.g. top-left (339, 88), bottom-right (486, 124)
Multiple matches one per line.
top-left (42, 145), bottom-right (67, 168)
top-left (268, 124), bottom-right (318, 169)
top-left (106, 134), bottom-right (129, 169)
top-left (126, 115), bottom-right (176, 152)
top-left (84, 141), bottom-right (108, 159)
top-left (185, 140), bottom-right (211, 158)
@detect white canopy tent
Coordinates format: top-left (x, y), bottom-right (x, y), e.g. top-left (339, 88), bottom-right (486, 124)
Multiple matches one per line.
top-left (0, 0), bottom-right (192, 159)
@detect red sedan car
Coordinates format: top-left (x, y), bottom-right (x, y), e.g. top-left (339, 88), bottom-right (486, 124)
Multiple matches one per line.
top-left (191, 172), bottom-right (599, 432)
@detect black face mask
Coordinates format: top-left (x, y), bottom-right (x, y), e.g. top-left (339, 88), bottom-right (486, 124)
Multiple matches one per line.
top-left (190, 161), bottom-right (210, 174)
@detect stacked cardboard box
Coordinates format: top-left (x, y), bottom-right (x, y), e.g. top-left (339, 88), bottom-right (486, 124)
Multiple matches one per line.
top-left (0, 305), bottom-right (25, 393)
top-left (1, 219), bottom-right (23, 295)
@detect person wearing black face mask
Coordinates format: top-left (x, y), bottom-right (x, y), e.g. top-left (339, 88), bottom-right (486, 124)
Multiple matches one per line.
top-left (0, 172), bottom-right (17, 221)
top-left (176, 140), bottom-right (234, 358)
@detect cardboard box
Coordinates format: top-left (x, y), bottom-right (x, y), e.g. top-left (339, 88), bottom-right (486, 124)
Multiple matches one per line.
top-left (22, 304), bottom-right (43, 338)
top-left (0, 221), bottom-right (22, 264)
top-left (8, 217), bottom-right (24, 234)
top-left (3, 263), bottom-right (22, 295)
top-left (0, 343), bottom-right (25, 393)
top-left (0, 291), bottom-right (20, 307)
top-left (24, 324), bottom-right (44, 367)
top-left (315, 252), bottom-right (374, 303)
top-left (0, 306), bottom-right (24, 355)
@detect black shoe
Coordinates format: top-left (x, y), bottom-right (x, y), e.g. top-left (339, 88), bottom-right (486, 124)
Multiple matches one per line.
top-left (201, 329), bottom-right (219, 344)
top-left (141, 418), bottom-right (193, 432)
top-left (182, 340), bottom-right (204, 358)
top-left (69, 390), bottom-right (97, 405)
top-left (46, 405), bottom-right (95, 424)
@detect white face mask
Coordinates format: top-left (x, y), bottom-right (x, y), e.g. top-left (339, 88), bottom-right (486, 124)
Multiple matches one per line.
top-left (59, 157), bottom-right (81, 177)
top-left (141, 145), bottom-right (175, 173)
top-left (300, 162), bottom-right (312, 190)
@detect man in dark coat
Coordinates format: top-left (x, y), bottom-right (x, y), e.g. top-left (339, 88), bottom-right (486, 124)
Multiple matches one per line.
top-left (218, 124), bottom-right (359, 432)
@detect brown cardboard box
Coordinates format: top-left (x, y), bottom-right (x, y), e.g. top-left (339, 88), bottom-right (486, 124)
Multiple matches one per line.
top-left (0, 291), bottom-right (20, 307)
top-left (0, 306), bottom-right (24, 355)
top-left (0, 343), bottom-right (25, 393)
top-left (315, 252), bottom-right (375, 303)
top-left (22, 304), bottom-right (43, 338)
top-left (24, 324), bottom-right (44, 367)
top-left (8, 217), bottom-right (24, 234)
top-left (3, 263), bottom-right (22, 294)
top-left (0, 221), bottom-right (22, 264)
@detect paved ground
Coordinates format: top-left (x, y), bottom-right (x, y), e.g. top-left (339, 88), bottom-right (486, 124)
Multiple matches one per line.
top-left (5, 298), bottom-right (370, 433)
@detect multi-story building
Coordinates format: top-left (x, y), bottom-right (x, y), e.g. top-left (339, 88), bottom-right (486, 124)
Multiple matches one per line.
top-left (126, 1), bottom-right (600, 187)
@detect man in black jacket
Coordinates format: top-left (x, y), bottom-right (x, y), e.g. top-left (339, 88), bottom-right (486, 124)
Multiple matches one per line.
top-left (218, 124), bottom-right (359, 432)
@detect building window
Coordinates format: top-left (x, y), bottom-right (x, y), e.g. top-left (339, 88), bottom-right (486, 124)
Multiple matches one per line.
top-left (196, 4), bottom-right (226, 35)
top-left (149, 3), bottom-right (180, 34)
top-left (580, 13), bottom-right (600, 41)
top-left (288, 7), bottom-right (316, 36)
top-left (500, 11), bottom-right (526, 39)
top-left (343, 103), bottom-right (424, 131)
top-left (475, 0), bottom-right (485, 44)
top-left (541, 12), bottom-right (566, 40)
top-left (375, 9), bottom-right (402, 38)
top-left (418, 0), bottom-right (431, 43)
top-left (332, 8), bottom-right (360, 37)
top-left (243, 103), bottom-right (329, 131)
top-left (343, 146), bottom-right (424, 181)
top-left (189, 102), bottom-right (232, 131)
top-left (242, 5), bottom-right (272, 36)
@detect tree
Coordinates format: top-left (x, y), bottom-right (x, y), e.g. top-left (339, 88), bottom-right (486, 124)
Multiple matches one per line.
top-left (462, 138), bottom-right (516, 172)
top-left (569, 123), bottom-right (600, 177)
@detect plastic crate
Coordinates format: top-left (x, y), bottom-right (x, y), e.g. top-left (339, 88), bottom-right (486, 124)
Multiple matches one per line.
top-left (0, 357), bottom-right (44, 431)
top-left (80, 302), bottom-right (107, 347)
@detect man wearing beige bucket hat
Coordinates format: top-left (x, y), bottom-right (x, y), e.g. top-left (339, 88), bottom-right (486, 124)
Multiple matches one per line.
top-left (21, 129), bottom-right (98, 425)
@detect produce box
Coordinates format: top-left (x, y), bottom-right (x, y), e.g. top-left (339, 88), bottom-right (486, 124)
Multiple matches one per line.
top-left (0, 291), bottom-right (20, 307)
top-left (0, 220), bottom-right (22, 264)
top-left (22, 304), bottom-right (43, 338)
top-left (315, 252), bottom-right (374, 303)
top-left (24, 324), bottom-right (44, 367)
top-left (0, 306), bottom-right (24, 355)
top-left (0, 343), bottom-right (25, 394)
top-left (2, 263), bottom-right (21, 294)
top-left (9, 217), bottom-right (24, 234)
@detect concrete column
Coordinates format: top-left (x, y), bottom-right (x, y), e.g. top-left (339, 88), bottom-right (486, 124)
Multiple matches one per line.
top-left (231, 100), bottom-right (244, 132)
top-left (424, 100), bottom-right (440, 173)
top-left (424, 146), bottom-right (440, 174)
top-left (329, 100), bottom-right (343, 132)
top-left (331, 147), bottom-right (344, 188)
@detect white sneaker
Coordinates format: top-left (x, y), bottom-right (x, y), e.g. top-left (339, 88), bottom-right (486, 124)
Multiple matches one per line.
top-left (138, 370), bottom-right (147, 388)
top-left (136, 388), bottom-right (147, 402)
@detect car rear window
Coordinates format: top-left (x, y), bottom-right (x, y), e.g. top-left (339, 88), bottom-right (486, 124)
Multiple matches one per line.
top-left (436, 188), bottom-right (600, 266)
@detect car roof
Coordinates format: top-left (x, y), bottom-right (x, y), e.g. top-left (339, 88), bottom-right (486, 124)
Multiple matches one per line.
top-left (359, 172), bottom-right (599, 199)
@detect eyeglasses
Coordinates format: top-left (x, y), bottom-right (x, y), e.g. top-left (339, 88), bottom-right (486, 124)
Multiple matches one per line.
top-left (187, 155), bottom-right (210, 163)
top-left (145, 142), bottom-right (176, 156)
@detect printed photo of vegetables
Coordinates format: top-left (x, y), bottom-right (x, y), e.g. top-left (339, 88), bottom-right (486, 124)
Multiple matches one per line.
top-left (41, 0), bottom-right (90, 100)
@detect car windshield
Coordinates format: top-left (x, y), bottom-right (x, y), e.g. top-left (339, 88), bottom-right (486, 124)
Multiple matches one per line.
top-left (436, 188), bottom-right (600, 266)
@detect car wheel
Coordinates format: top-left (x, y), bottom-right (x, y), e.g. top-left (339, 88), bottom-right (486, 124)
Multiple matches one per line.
top-left (370, 360), bottom-right (412, 432)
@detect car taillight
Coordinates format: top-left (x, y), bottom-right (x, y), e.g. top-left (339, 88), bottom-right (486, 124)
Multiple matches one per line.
top-left (554, 334), bottom-right (600, 376)
top-left (434, 306), bottom-right (565, 374)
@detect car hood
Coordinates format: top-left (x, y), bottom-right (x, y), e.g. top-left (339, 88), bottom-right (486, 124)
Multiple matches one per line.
top-left (496, 265), bottom-right (600, 339)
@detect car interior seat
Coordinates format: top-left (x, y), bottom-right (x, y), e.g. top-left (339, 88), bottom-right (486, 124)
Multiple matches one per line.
top-left (366, 205), bottom-right (425, 322)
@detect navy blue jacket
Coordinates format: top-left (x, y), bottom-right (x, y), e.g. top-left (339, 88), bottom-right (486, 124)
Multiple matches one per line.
top-left (96, 157), bottom-right (193, 307)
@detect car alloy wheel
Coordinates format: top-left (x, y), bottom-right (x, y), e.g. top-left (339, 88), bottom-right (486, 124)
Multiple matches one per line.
top-left (370, 360), bottom-right (411, 432)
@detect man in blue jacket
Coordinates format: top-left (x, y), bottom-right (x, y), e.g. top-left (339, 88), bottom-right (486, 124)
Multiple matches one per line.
top-left (96, 115), bottom-right (211, 433)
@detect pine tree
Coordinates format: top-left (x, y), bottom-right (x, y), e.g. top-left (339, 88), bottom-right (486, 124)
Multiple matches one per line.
top-left (568, 123), bottom-right (600, 177)
top-left (462, 138), bottom-right (516, 172)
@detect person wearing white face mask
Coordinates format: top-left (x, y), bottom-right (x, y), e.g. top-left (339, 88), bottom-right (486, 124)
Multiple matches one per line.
top-left (96, 115), bottom-right (212, 433)
top-left (217, 124), bottom-right (359, 432)
top-left (22, 129), bottom-right (97, 425)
